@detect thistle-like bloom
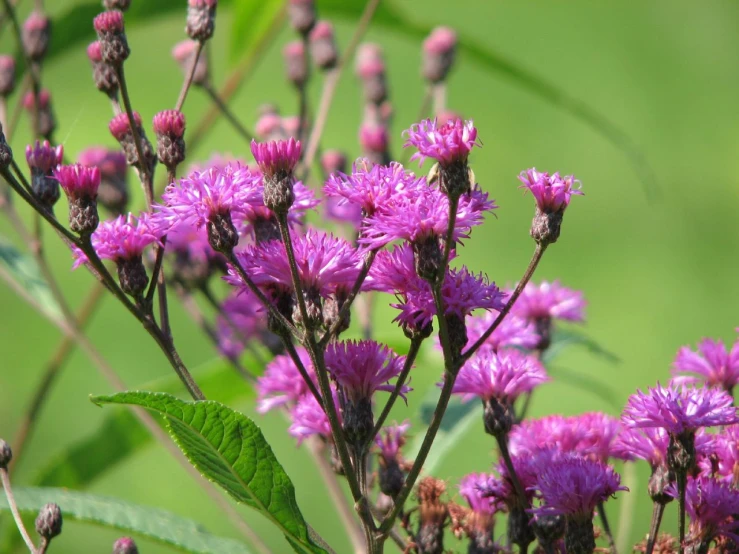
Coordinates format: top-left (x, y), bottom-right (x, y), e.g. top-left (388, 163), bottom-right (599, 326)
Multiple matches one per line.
top-left (250, 138), bottom-right (301, 178)
top-left (533, 454), bottom-right (626, 517)
top-left (451, 348), bottom-right (548, 404)
top-left (74, 212), bottom-right (161, 268)
top-left (466, 311), bottom-right (539, 351)
top-left (459, 473), bottom-right (496, 515)
top-left (679, 477), bottom-right (739, 546)
top-left (622, 384), bottom-right (739, 435)
top-left (325, 340), bottom-right (408, 402)
top-left (611, 427), bottom-right (669, 467)
top-left (482, 451), bottom-right (546, 509)
top-left (375, 421), bottom-right (411, 463)
top-left (215, 290), bottom-right (273, 360)
top-left (26, 141), bottom-right (63, 174)
top-left (53, 164), bottom-right (100, 200)
top-left (403, 118), bottom-right (479, 167)
top-left (512, 280), bottom-right (586, 323)
top-left (698, 425), bottom-right (739, 483)
top-left (289, 388), bottom-right (340, 444)
top-left (226, 228), bottom-right (361, 298)
top-left (257, 347), bottom-right (315, 414)
top-left (672, 337), bottom-right (739, 392)
top-left (78, 147), bottom-right (127, 181)
top-left (518, 168), bottom-right (582, 214)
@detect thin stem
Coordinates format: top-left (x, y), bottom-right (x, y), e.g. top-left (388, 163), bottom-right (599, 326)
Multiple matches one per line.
top-left (296, 34), bottom-right (311, 144)
top-left (283, 339), bottom-right (324, 409)
top-left (461, 242), bottom-right (548, 364)
top-left (678, 472), bottom-right (686, 554)
top-left (36, 538), bottom-right (49, 554)
top-left (277, 215), bottom-right (313, 343)
top-left (355, 451), bottom-right (379, 554)
top-left (598, 500), bottom-right (617, 554)
top-left (202, 83), bottom-right (254, 144)
top-left (431, 83), bottom-right (446, 115)
top-left (175, 41), bottom-right (204, 112)
top-left (399, 87), bottom-right (432, 165)
top-left (645, 501), bottom-right (665, 554)
top-left (1, 0), bottom-right (40, 96)
top-left (0, 468), bottom-right (37, 553)
top-left (301, 0), bottom-right (382, 174)
top-left (496, 433), bottom-right (529, 509)
top-left (368, 338), bottom-right (423, 444)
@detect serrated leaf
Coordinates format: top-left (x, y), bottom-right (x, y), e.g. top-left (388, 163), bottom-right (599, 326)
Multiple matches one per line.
top-left (0, 487), bottom-right (252, 554)
top-left (91, 391), bottom-right (330, 554)
top-left (544, 327), bottom-right (620, 365)
top-left (0, 235), bottom-right (62, 321)
top-left (34, 356), bottom-right (258, 489)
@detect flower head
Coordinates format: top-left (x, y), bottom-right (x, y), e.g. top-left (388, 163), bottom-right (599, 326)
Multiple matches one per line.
top-left (533, 454), bottom-right (626, 517)
top-left (459, 473), bottom-right (496, 515)
top-left (672, 337), bottom-right (739, 392)
top-left (109, 111), bottom-right (142, 140)
top-left (215, 290), bottom-right (272, 360)
top-left (512, 280), bottom-right (586, 323)
top-left (250, 138), bottom-right (301, 178)
top-left (93, 10), bottom-right (124, 34)
top-left (452, 348), bottom-right (548, 404)
top-left (622, 384), bottom-right (739, 435)
top-left (26, 140), bottom-right (63, 173)
top-left (325, 340), bottom-right (408, 402)
top-left (518, 168), bottom-right (582, 213)
top-left (680, 477), bottom-right (739, 544)
top-left (53, 164), bottom-right (100, 199)
top-left (289, 388), bottom-right (340, 444)
top-left (374, 421), bottom-right (410, 463)
top-left (78, 147), bottom-right (127, 181)
top-left (73, 212), bottom-right (161, 268)
top-left (152, 109), bottom-right (186, 139)
top-left (257, 347), bottom-right (315, 414)
top-left (403, 118), bottom-right (479, 166)
top-left (466, 311), bottom-right (539, 351)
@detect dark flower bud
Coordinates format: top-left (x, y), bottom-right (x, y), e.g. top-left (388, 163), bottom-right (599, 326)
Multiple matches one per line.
top-left (402, 317), bottom-right (433, 342)
top-left (109, 112), bottom-right (157, 173)
top-left (437, 158), bottom-right (472, 199)
top-left (251, 138), bottom-right (301, 216)
top-left (87, 41), bottom-right (119, 96)
top-left (320, 149), bottom-right (347, 175)
top-left (172, 40), bottom-right (209, 86)
top-left (103, 0), bottom-right (132, 11)
top-left (309, 21), bottom-right (338, 71)
top-left (533, 316), bottom-right (552, 351)
top-left (412, 235), bottom-right (443, 284)
top-left (0, 438), bottom-right (11, 468)
top-left (283, 41), bottom-right (307, 88)
top-left (288, 0), bottom-right (316, 35)
top-left (292, 286), bottom-right (322, 331)
top-left (483, 397), bottom-right (514, 437)
top-left (322, 291), bottom-right (350, 335)
top-left (117, 255), bottom-right (148, 297)
top-left (26, 140), bottom-right (63, 209)
top-left (342, 396), bottom-right (373, 448)
top-left (266, 290), bottom-right (294, 338)
top-left (648, 464), bottom-right (674, 504)
top-left (0, 56), bottom-right (16, 97)
top-left (445, 313), bottom-right (467, 363)
top-left (356, 43), bottom-right (388, 105)
top-left (113, 537), bottom-right (139, 554)
top-left (415, 478), bottom-right (449, 554)
top-left (252, 215), bottom-right (281, 244)
top-left (422, 27), bottom-right (457, 84)
top-left (667, 431), bottom-right (696, 475)
top-left (531, 207), bottom-right (563, 246)
top-left (532, 514), bottom-right (565, 550)
top-left (53, 164), bottom-right (100, 236)
top-left (22, 90), bottom-right (56, 139)
top-left (507, 505), bottom-right (535, 553)
top-left (0, 124), bottom-right (12, 170)
top-left (35, 503), bottom-right (62, 540)
top-left (94, 10), bottom-right (130, 66)
top-left (359, 121), bottom-right (389, 166)
top-left (206, 212), bottom-right (239, 254)
top-left (22, 11), bottom-right (51, 62)
top-left (563, 514), bottom-right (595, 554)
top-left (186, 0), bottom-right (217, 42)
top-left (78, 147), bottom-right (129, 215)
top-left (153, 110), bottom-right (186, 169)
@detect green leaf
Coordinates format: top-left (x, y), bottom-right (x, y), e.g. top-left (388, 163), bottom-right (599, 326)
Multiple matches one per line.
top-left (229, 0), bottom-right (284, 62)
top-left (544, 327), bottom-right (620, 365)
top-left (0, 235), bottom-right (62, 321)
top-left (0, 487), bottom-right (252, 554)
top-left (34, 357), bottom-right (258, 489)
top-left (91, 391), bottom-right (330, 554)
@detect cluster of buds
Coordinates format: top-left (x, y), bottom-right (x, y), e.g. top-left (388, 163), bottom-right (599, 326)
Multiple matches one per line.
top-left (153, 110), bottom-right (187, 171)
top-left (109, 112), bottom-right (157, 174)
top-left (87, 41), bottom-right (119, 97)
top-left (93, 10), bottom-right (130, 67)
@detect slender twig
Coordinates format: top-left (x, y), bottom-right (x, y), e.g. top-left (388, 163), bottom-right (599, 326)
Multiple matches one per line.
top-left (202, 83), bottom-right (254, 144)
top-left (0, 468), bottom-right (37, 553)
top-left (296, 34), bottom-right (311, 144)
top-left (301, 0), bottom-right (383, 173)
top-left (369, 338), bottom-right (423, 444)
top-left (175, 41), bottom-right (204, 112)
top-left (461, 242), bottom-right (548, 364)
top-left (282, 339), bottom-right (324, 408)
top-left (431, 83), bottom-right (446, 115)
top-left (645, 501), bottom-right (665, 554)
top-left (677, 472), bottom-right (686, 554)
top-left (598, 500), bottom-right (617, 554)
top-left (1, 0), bottom-right (41, 95)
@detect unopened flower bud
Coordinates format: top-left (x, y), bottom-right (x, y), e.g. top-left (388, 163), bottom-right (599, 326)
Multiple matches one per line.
top-left (402, 318), bottom-right (433, 342)
top-left (356, 43), bottom-right (387, 105)
top-left (320, 150), bottom-right (347, 175)
top-left (35, 503), bottom-right (62, 540)
top-left (288, 0), bottom-right (316, 35)
top-left (26, 140), bottom-right (63, 209)
top-left (533, 514), bottom-right (565, 550)
top-left (113, 537), bottom-right (139, 554)
top-left (206, 212), bottom-right (239, 254)
top-left (109, 112), bottom-right (157, 173)
top-left (342, 397), bottom-right (373, 447)
top-left (78, 147), bottom-right (129, 215)
top-left (87, 41), bottom-right (118, 96)
top-left (563, 514), bottom-right (595, 554)
top-left (0, 56), bottom-right (16, 97)
top-left (648, 464), bottom-right (674, 504)
top-left (153, 110), bottom-right (186, 169)
top-left (94, 11), bottom-right (129, 66)
top-left (117, 256), bottom-right (148, 297)
top-left (292, 286), bottom-right (323, 331)
top-left (422, 26), bottom-right (457, 84)
top-left (0, 439), bottom-right (11, 468)
top-left (0, 124), bottom-right (12, 170)
top-left (508, 505), bottom-right (536, 552)
top-left (445, 313), bottom-right (467, 362)
top-left (186, 0), bottom-right (217, 42)
top-left (255, 112), bottom-right (286, 142)
top-left (668, 432), bottom-right (696, 475)
top-left (22, 11), bottom-right (51, 62)
top-left (309, 21), bottom-right (338, 71)
top-left (283, 41), bottom-right (307, 88)
top-left (172, 40), bottom-right (209, 86)
top-left (267, 291), bottom-right (294, 338)
top-left (251, 138), bottom-right (301, 215)
top-left (359, 121), bottom-right (389, 166)
top-left (412, 235), bottom-right (443, 284)
top-left (103, 0), bottom-right (131, 11)
top-left (22, 90), bottom-right (56, 139)
top-left (53, 164), bottom-right (101, 236)
top-left (483, 397), bottom-right (513, 437)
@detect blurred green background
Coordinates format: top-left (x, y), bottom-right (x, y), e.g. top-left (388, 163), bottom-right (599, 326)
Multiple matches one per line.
top-left (1, 0), bottom-right (738, 552)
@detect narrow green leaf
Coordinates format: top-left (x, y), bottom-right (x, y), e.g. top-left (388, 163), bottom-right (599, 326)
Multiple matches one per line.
top-left (229, 0), bottom-right (284, 62)
top-left (91, 391), bottom-right (330, 554)
top-left (544, 327), bottom-right (620, 365)
top-left (0, 235), bottom-right (62, 321)
top-left (34, 357), bottom-right (257, 489)
top-left (0, 487), bottom-right (252, 554)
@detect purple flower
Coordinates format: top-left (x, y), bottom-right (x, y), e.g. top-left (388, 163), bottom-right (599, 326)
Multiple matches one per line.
top-left (166, 220), bottom-right (221, 266)
top-left (374, 421), bottom-right (410, 463)
top-left (512, 280), bottom-right (586, 323)
top-left (78, 147), bottom-right (127, 182)
top-left (403, 118), bottom-right (480, 167)
top-left (359, 183), bottom-right (495, 251)
top-left (250, 138), bottom-right (301, 178)
top-left (451, 348), bottom-right (548, 404)
top-left (532, 454), bottom-right (626, 517)
top-left (53, 164), bottom-right (100, 199)
top-left (289, 387), bottom-right (340, 444)
top-left (325, 340), bottom-right (408, 402)
top-left (518, 168), bottom-right (582, 213)
top-left (679, 477), bottom-right (739, 544)
top-left (216, 291), bottom-right (271, 360)
top-left (621, 384), bottom-right (739, 435)
top-left (459, 473), bottom-right (496, 515)
top-left (74, 212), bottom-right (162, 268)
top-left (482, 451), bottom-right (547, 509)
top-left (611, 427), bottom-right (669, 467)
top-left (26, 140), bottom-right (63, 173)
top-left (672, 337), bottom-right (739, 392)
top-left (698, 425), bottom-right (739, 482)
top-left (466, 311), bottom-right (539, 351)
top-left (257, 347), bottom-right (315, 414)
top-left (225, 228), bottom-right (361, 298)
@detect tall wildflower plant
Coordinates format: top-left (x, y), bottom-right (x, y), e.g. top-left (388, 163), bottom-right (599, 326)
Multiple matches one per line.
top-left (0, 2), bottom-right (735, 554)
